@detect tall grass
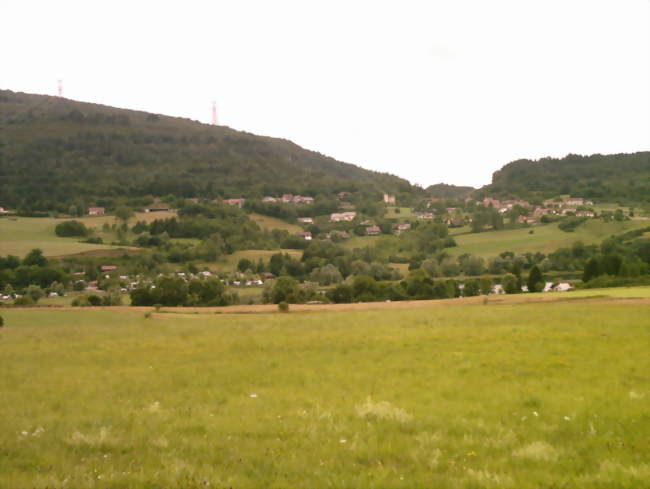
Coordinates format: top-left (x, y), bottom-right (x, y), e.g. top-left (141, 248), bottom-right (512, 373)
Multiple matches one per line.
top-left (0, 303), bottom-right (648, 488)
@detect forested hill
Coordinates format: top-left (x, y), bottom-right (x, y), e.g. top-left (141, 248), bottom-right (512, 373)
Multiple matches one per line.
top-left (426, 183), bottom-right (475, 199)
top-left (477, 152), bottom-right (650, 202)
top-left (0, 90), bottom-right (418, 211)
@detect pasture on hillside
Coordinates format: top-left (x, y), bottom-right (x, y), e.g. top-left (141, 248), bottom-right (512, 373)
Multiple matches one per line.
top-left (0, 217), bottom-right (135, 258)
top-left (1, 295), bottom-right (649, 488)
top-left (385, 207), bottom-right (416, 220)
top-left (0, 211), bottom-right (178, 258)
top-left (451, 219), bottom-right (648, 258)
top-left (76, 210), bottom-right (178, 227)
top-left (247, 213), bottom-right (301, 233)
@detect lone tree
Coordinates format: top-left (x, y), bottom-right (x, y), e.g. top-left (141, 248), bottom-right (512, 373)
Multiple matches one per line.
top-left (502, 273), bottom-right (520, 294)
top-left (527, 265), bottom-right (544, 293)
top-left (582, 257), bottom-right (601, 282)
top-left (23, 248), bottom-right (48, 267)
top-left (114, 206), bottom-right (135, 226)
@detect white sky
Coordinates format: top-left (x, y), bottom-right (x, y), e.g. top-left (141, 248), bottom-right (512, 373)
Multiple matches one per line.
top-left (2, 0), bottom-right (649, 188)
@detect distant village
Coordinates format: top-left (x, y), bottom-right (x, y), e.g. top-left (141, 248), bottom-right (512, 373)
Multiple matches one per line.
top-left (1, 191), bottom-right (604, 247)
top-left (0, 189), bottom-right (636, 305)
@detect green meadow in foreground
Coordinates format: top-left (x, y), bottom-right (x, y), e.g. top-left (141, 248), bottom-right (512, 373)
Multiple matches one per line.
top-left (1, 300), bottom-right (649, 488)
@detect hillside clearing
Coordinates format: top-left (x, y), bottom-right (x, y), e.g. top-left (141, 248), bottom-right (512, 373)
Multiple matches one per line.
top-left (248, 213), bottom-right (301, 233)
top-left (451, 219), bottom-right (648, 257)
top-left (0, 217), bottom-right (137, 257)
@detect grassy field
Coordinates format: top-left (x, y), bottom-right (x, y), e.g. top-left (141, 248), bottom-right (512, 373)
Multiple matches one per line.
top-left (77, 210), bottom-right (178, 227)
top-left (385, 207), bottom-right (416, 220)
top-left (0, 212), bottom-right (179, 258)
top-left (451, 219), bottom-right (648, 258)
top-left (1, 293), bottom-right (649, 488)
top-left (0, 217), bottom-right (136, 258)
top-left (248, 213), bottom-right (301, 233)
top-left (341, 235), bottom-right (381, 249)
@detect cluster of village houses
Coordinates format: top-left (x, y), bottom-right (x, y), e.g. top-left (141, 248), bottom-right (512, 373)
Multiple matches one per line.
top-left (223, 194), bottom-right (315, 208)
top-left (5, 192), bottom-right (596, 244)
top-left (479, 196), bottom-right (595, 219)
top-left (414, 195), bottom-right (595, 226)
top-left (52, 266), bottom-right (269, 298)
top-left (492, 196), bottom-right (594, 218)
top-left (50, 192), bottom-right (601, 246)
top-left (290, 194), bottom-right (597, 241)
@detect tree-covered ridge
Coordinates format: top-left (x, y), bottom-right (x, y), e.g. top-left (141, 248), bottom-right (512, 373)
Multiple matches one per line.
top-left (477, 152), bottom-right (650, 202)
top-left (425, 183), bottom-right (475, 199)
top-left (0, 90), bottom-right (418, 211)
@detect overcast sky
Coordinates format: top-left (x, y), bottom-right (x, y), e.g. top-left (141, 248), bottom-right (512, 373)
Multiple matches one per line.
top-left (2, 0), bottom-right (649, 188)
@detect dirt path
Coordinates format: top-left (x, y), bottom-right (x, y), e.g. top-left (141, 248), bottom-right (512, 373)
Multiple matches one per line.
top-left (9, 295), bottom-right (650, 315)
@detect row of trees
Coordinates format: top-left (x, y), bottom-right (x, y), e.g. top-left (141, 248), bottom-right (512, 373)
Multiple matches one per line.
top-left (0, 249), bottom-right (69, 291)
top-left (130, 276), bottom-right (238, 307)
top-left (261, 265), bottom-right (547, 305)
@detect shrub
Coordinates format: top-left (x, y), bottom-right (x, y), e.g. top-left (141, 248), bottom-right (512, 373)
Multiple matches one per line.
top-left (84, 236), bottom-right (104, 244)
top-left (278, 301), bottom-right (289, 313)
top-left (502, 273), bottom-right (521, 294)
top-left (14, 296), bottom-right (35, 306)
top-left (71, 294), bottom-right (103, 307)
top-left (0, 315), bottom-right (4, 327)
top-left (71, 296), bottom-right (88, 307)
top-left (527, 265), bottom-right (544, 293)
top-left (576, 274), bottom-right (650, 289)
top-left (558, 216), bottom-right (587, 232)
top-left (479, 277), bottom-right (493, 295)
top-left (55, 220), bottom-right (89, 237)
top-left (463, 279), bottom-right (480, 297)
top-left (25, 285), bottom-right (45, 303)
top-left (326, 283), bottom-right (354, 303)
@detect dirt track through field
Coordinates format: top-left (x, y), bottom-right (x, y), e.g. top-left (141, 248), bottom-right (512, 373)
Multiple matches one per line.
top-left (10, 295), bottom-right (650, 315)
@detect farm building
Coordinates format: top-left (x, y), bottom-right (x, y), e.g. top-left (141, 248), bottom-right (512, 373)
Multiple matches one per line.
top-left (394, 223), bottom-right (411, 235)
top-left (223, 198), bottom-right (246, 208)
top-left (330, 212), bottom-right (357, 222)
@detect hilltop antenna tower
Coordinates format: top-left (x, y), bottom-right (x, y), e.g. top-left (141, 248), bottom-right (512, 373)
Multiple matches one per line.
top-left (57, 79), bottom-right (63, 97)
top-left (211, 101), bottom-right (218, 125)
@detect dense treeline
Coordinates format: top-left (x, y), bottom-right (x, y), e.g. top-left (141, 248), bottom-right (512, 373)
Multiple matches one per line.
top-left (0, 249), bottom-right (70, 300)
top-left (130, 276), bottom-right (239, 307)
top-left (478, 152), bottom-right (650, 202)
top-left (130, 202), bottom-right (298, 258)
top-left (426, 183), bottom-right (475, 199)
top-left (0, 90), bottom-right (420, 211)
